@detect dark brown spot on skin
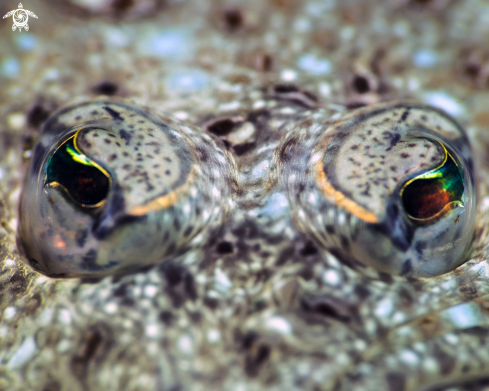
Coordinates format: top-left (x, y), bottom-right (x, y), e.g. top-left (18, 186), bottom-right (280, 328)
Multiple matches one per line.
top-left (165, 170), bottom-right (171, 176)
top-left (431, 156), bottom-right (438, 162)
top-left (352, 75), bottom-right (370, 93)
top-left (351, 145), bottom-right (359, 150)
top-left (400, 153), bottom-right (410, 158)
top-left (164, 157), bottom-right (172, 163)
top-left (419, 154), bottom-right (425, 158)
top-left (108, 154), bottom-right (117, 162)
top-left (408, 143), bottom-right (416, 148)
top-left (122, 152), bottom-right (129, 157)
top-left (104, 139), bottom-right (111, 144)
top-left (222, 7), bottom-right (244, 31)
top-left (92, 81), bottom-right (118, 96)
top-left (206, 118), bottom-right (238, 136)
top-left (390, 166), bottom-right (397, 172)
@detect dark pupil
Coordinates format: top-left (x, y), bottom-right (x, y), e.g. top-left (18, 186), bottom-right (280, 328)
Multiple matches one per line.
top-left (45, 135), bottom-right (109, 207)
top-left (402, 151), bottom-right (464, 219)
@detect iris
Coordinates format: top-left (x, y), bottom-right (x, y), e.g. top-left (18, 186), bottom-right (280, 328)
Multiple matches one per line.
top-left (401, 144), bottom-right (464, 220)
top-left (45, 133), bottom-right (110, 207)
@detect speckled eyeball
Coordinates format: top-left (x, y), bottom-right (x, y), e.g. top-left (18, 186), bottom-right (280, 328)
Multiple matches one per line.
top-left (281, 102), bottom-right (477, 278)
top-left (18, 100), bottom-right (235, 278)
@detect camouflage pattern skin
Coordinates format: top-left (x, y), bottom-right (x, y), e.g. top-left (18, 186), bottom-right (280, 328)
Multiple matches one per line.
top-left (2, 1), bottom-right (489, 391)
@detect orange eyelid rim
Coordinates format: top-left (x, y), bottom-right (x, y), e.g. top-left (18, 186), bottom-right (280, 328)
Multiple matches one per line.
top-left (128, 168), bottom-right (195, 216)
top-left (314, 159), bottom-right (379, 224)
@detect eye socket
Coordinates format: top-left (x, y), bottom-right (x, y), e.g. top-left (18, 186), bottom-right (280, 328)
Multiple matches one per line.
top-left (45, 131), bottom-right (110, 208)
top-left (401, 145), bottom-right (464, 221)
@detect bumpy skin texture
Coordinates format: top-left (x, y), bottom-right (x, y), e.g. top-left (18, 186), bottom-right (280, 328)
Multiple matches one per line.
top-left (3, 1), bottom-right (489, 391)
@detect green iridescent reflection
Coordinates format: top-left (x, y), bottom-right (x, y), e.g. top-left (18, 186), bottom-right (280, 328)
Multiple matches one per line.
top-left (402, 145), bottom-right (464, 220)
top-left (45, 133), bottom-right (110, 207)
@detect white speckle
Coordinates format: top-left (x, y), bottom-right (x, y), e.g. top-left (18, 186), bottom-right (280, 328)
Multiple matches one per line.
top-left (323, 270), bottom-right (340, 286)
top-left (319, 82), bottom-right (332, 97)
top-left (266, 316), bottom-right (292, 334)
top-left (15, 34), bottom-right (37, 51)
top-left (340, 26), bottom-right (355, 40)
top-left (39, 309), bottom-right (53, 327)
top-left (104, 27), bottom-right (129, 48)
top-left (4, 258), bottom-right (15, 268)
top-left (7, 113), bottom-right (26, 130)
top-left (4, 307), bottom-right (16, 320)
top-left (173, 111), bottom-right (189, 120)
top-left (399, 349), bottom-right (419, 366)
top-left (145, 324), bottom-right (159, 338)
top-left (166, 68), bottom-right (210, 93)
top-left (144, 285), bottom-right (158, 298)
top-left (413, 49), bottom-right (438, 68)
top-left (229, 122), bottom-right (255, 144)
top-left (413, 342), bottom-right (426, 352)
top-left (8, 337), bottom-right (36, 368)
top-left (232, 384), bottom-right (247, 391)
top-left (182, 202), bottom-right (191, 215)
top-left (374, 298), bottom-right (394, 318)
top-left (392, 311), bottom-right (406, 324)
top-left (481, 197), bottom-right (489, 211)
top-left (43, 68), bottom-right (60, 81)
top-left (354, 339), bottom-right (367, 351)
top-left (177, 335), bottom-right (193, 354)
top-left (423, 357), bottom-right (439, 373)
top-left (139, 29), bottom-right (192, 60)
top-left (207, 328), bottom-right (221, 343)
top-left (280, 69), bottom-right (297, 81)
top-left (337, 212), bottom-right (346, 226)
top-left (334, 352), bottom-right (350, 366)
top-left (59, 309), bottom-right (72, 325)
top-left (444, 333), bottom-right (459, 345)
top-left (297, 361), bottom-right (311, 376)
top-left (298, 54), bottom-right (332, 75)
top-left (215, 268), bottom-right (233, 292)
top-left (422, 91), bottom-right (464, 117)
top-left (218, 101), bottom-right (240, 111)
top-left (0, 326), bottom-right (8, 338)
top-left (104, 302), bottom-right (118, 314)
top-left (212, 187), bottom-right (221, 198)
top-left (442, 302), bottom-right (484, 329)
top-left (279, 107), bottom-right (296, 114)
top-left (250, 160), bottom-right (270, 181)
top-left (293, 17), bottom-right (311, 32)
top-left (1, 57), bottom-right (20, 78)
top-left (253, 100), bottom-right (266, 109)
top-left (57, 339), bottom-right (71, 353)
top-left (261, 192), bottom-right (288, 216)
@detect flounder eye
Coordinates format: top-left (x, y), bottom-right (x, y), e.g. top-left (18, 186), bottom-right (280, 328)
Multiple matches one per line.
top-left (280, 102), bottom-right (477, 278)
top-left (45, 133), bottom-right (110, 208)
top-left (401, 144), bottom-right (464, 221)
top-left (18, 100), bottom-right (235, 278)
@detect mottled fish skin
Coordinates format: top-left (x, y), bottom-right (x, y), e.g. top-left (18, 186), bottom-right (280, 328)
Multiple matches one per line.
top-left (2, 1), bottom-right (489, 391)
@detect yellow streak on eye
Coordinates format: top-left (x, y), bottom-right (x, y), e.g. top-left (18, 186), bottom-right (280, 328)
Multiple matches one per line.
top-left (128, 168), bottom-right (195, 216)
top-left (314, 159), bottom-right (378, 224)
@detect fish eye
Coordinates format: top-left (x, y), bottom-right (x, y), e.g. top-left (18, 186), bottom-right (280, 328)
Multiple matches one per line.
top-left (279, 102), bottom-right (477, 278)
top-left (401, 143), bottom-right (464, 222)
top-left (18, 100), bottom-right (235, 278)
top-left (45, 132), bottom-right (111, 208)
